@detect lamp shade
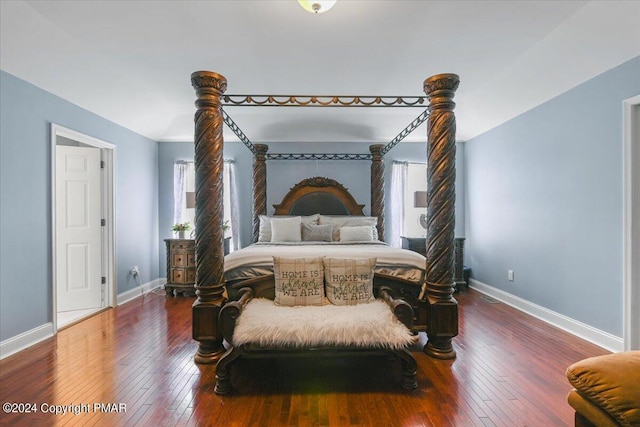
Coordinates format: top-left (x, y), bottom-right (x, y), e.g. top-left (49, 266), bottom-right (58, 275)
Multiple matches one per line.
top-left (185, 191), bottom-right (196, 209)
top-left (414, 191), bottom-right (428, 208)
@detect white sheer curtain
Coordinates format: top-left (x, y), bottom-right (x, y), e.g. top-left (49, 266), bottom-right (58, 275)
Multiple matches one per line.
top-left (389, 161), bottom-right (408, 248)
top-left (173, 162), bottom-right (189, 226)
top-left (224, 160), bottom-right (240, 251)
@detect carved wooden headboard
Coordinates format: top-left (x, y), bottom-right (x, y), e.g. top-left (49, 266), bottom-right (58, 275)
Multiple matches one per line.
top-left (272, 177), bottom-right (364, 216)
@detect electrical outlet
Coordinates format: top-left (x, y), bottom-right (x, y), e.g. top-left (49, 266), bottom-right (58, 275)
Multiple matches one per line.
top-left (508, 270), bottom-right (514, 282)
top-left (132, 266), bottom-right (139, 276)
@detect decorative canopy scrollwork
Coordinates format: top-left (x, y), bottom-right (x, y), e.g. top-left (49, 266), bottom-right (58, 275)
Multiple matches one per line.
top-left (266, 153), bottom-right (371, 161)
top-left (222, 110), bottom-right (257, 156)
top-left (380, 109), bottom-right (430, 156)
top-left (222, 95), bottom-right (427, 107)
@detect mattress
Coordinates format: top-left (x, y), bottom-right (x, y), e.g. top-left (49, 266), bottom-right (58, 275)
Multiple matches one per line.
top-left (224, 241), bottom-right (426, 285)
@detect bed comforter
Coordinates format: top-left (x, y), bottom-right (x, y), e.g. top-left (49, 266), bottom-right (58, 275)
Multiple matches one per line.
top-left (224, 241), bottom-right (426, 285)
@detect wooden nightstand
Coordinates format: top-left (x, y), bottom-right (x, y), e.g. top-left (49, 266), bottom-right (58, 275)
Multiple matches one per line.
top-left (164, 239), bottom-right (196, 297)
top-left (401, 236), bottom-right (426, 256)
top-left (402, 236), bottom-right (468, 292)
top-left (454, 237), bottom-right (467, 291)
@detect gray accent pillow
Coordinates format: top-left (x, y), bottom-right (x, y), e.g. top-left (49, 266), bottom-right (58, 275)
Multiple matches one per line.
top-left (301, 223), bottom-right (333, 242)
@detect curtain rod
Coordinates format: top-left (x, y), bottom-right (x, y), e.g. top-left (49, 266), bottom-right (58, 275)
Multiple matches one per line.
top-left (392, 160), bottom-right (426, 165)
top-left (175, 159), bottom-right (235, 164)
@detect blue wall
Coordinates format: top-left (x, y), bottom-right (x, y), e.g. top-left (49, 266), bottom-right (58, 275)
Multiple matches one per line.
top-left (0, 71), bottom-right (159, 341)
top-left (464, 55), bottom-right (640, 337)
top-left (158, 139), bottom-right (465, 275)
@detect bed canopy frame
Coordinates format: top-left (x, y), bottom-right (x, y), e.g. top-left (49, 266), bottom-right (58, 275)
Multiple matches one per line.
top-left (190, 71), bottom-right (460, 365)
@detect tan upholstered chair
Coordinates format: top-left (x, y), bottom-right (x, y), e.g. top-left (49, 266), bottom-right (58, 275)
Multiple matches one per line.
top-left (566, 351), bottom-right (640, 427)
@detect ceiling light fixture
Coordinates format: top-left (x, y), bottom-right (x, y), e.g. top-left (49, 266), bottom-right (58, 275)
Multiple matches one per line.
top-left (297, 0), bottom-right (337, 14)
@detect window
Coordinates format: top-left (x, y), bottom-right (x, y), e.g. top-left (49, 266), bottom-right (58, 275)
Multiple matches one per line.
top-left (405, 162), bottom-right (427, 237)
top-left (390, 161), bottom-right (427, 247)
top-left (173, 160), bottom-right (239, 252)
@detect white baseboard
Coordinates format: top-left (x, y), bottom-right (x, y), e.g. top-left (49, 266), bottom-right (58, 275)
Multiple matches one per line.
top-left (0, 278), bottom-right (166, 360)
top-left (0, 322), bottom-right (54, 360)
top-left (469, 279), bottom-right (623, 352)
top-left (117, 278), bottom-right (165, 305)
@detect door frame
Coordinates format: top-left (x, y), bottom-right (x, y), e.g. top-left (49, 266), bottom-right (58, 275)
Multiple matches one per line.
top-left (623, 95), bottom-right (640, 351)
top-left (51, 124), bottom-right (116, 332)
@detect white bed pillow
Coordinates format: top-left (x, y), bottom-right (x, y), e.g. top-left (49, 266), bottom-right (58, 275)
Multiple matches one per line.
top-left (318, 215), bottom-right (378, 241)
top-left (258, 214), bottom-right (319, 242)
top-left (270, 216), bottom-right (302, 242)
top-left (258, 215), bottom-right (272, 242)
top-left (339, 225), bottom-right (374, 242)
top-left (323, 257), bottom-right (376, 305)
top-left (273, 256), bottom-right (325, 306)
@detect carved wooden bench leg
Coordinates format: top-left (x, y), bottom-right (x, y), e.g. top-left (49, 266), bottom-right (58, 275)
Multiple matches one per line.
top-left (214, 345), bottom-right (243, 395)
top-left (394, 348), bottom-right (418, 390)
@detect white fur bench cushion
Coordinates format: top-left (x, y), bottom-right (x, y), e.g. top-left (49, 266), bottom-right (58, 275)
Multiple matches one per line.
top-left (233, 298), bottom-right (415, 349)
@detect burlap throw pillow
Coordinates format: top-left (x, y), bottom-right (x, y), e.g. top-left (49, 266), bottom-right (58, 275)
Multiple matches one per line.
top-left (273, 256), bottom-right (325, 306)
top-left (323, 257), bottom-right (376, 305)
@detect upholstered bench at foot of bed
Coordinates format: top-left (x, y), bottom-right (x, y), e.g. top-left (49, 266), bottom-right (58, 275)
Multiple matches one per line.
top-left (215, 288), bottom-right (418, 395)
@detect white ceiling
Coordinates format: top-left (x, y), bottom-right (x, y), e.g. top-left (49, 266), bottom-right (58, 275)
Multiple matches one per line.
top-left (1, 0), bottom-right (639, 144)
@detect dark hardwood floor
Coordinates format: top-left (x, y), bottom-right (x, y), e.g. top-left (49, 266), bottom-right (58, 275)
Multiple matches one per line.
top-left (0, 288), bottom-right (608, 426)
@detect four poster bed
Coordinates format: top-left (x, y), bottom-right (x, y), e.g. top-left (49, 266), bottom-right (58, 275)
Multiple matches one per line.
top-left (223, 177), bottom-right (429, 330)
top-left (189, 71), bottom-right (460, 393)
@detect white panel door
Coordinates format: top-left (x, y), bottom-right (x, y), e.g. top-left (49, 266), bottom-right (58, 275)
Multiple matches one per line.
top-left (56, 146), bottom-right (102, 312)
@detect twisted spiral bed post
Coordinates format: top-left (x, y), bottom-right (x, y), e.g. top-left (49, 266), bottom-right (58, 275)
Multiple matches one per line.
top-left (423, 73), bottom-right (460, 359)
top-left (369, 144), bottom-right (385, 241)
top-left (252, 144), bottom-right (269, 243)
top-left (190, 71), bottom-right (227, 364)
